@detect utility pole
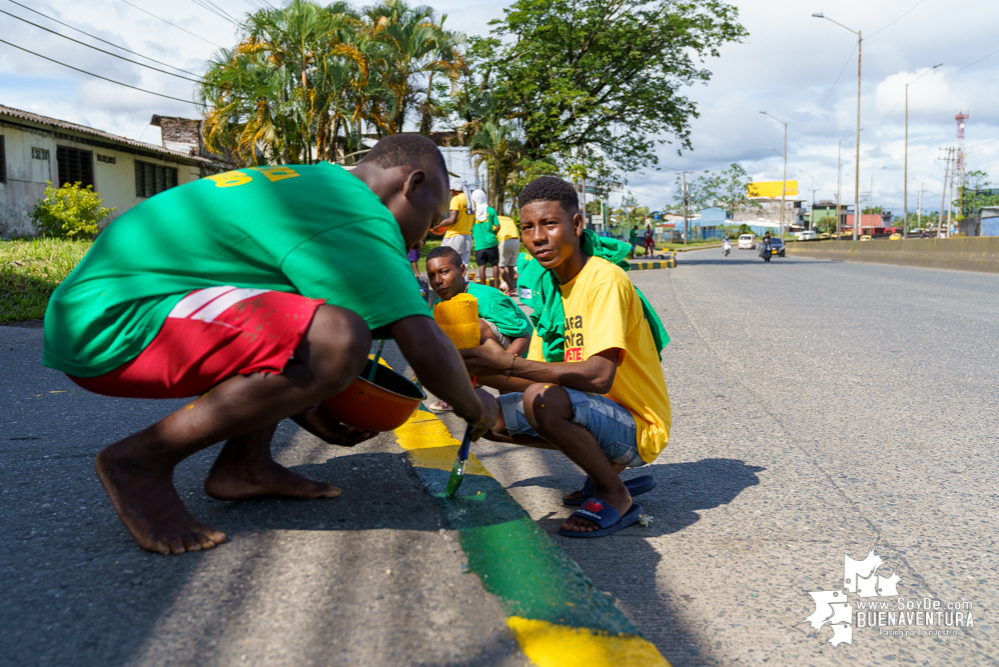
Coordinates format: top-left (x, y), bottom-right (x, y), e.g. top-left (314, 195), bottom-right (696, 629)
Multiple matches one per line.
top-left (682, 172), bottom-right (689, 245)
top-left (917, 183), bottom-right (924, 233)
top-left (947, 147), bottom-right (956, 237)
top-left (939, 148), bottom-right (952, 238)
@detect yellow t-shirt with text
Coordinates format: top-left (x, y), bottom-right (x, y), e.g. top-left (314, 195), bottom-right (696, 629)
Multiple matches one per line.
top-left (445, 192), bottom-right (475, 238)
top-left (527, 256), bottom-right (671, 462)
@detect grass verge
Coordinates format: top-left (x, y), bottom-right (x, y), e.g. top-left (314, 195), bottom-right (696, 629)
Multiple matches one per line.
top-left (0, 238), bottom-right (92, 323)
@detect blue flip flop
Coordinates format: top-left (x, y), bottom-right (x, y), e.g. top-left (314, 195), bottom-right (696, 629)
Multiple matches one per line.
top-left (563, 475), bottom-right (657, 507)
top-left (558, 499), bottom-right (644, 538)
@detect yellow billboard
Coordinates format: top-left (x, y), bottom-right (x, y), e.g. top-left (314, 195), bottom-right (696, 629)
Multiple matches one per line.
top-left (748, 181), bottom-right (798, 198)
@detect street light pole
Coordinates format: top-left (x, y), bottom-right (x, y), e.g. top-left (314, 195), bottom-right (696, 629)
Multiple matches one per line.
top-left (799, 169), bottom-right (816, 230)
top-left (904, 63), bottom-right (943, 239)
top-left (760, 111), bottom-right (789, 237)
top-left (836, 130), bottom-right (858, 237)
top-left (814, 13), bottom-right (862, 241)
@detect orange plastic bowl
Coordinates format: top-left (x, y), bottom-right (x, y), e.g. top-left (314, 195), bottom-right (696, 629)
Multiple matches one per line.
top-left (321, 359), bottom-right (426, 432)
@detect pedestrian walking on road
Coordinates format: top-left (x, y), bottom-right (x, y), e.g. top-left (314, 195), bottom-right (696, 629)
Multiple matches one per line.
top-left (42, 134), bottom-right (498, 555)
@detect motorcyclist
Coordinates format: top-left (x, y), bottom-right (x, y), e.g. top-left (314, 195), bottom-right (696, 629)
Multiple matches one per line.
top-left (722, 236), bottom-right (731, 256)
top-left (760, 231), bottom-right (772, 261)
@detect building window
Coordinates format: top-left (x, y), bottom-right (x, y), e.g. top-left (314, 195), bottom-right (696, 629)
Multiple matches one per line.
top-left (97, 154), bottom-right (116, 164)
top-left (32, 147), bottom-right (50, 160)
top-left (134, 160), bottom-right (178, 198)
top-left (57, 146), bottom-right (94, 188)
top-left (0, 135), bottom-right (6, 183)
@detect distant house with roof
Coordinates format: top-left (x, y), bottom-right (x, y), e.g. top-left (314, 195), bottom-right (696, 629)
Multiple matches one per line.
top-left (0, 105), bottom-right (230, 237)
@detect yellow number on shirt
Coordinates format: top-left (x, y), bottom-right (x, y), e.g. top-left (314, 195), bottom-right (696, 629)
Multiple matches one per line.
top-left (252, 166), bottom-right (300, 182)
top-left (206, 170), bottom-right (253, 188)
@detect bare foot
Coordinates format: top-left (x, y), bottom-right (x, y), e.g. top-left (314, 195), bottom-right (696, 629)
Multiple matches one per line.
top-left (96, 446), bottom-right (226, 555)
top-left (204, 455), bottom-right (341, 501)
top-left (560, 489), bottom-right (632, 533)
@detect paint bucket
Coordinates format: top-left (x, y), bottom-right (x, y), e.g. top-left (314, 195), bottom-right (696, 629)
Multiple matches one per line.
top-left (321, 359), bottom-right (427, 431)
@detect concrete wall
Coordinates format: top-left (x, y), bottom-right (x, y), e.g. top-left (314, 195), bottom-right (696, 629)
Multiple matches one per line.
top-left (786, 237), bottom-right (999, 274)
top-left (1, 121), bottom-right (202, 237)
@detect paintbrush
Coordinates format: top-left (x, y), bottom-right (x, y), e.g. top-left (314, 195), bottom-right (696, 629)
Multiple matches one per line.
top-left (443, 424), bottom-right (473, 498)
top-left (367, 339), bottom-right (386, 381)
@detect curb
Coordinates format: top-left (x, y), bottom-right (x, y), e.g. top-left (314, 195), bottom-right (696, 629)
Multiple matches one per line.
top-left (393, 409), bottom-right (669, 667)
top-left (628, 254), bottom-right (676, 270)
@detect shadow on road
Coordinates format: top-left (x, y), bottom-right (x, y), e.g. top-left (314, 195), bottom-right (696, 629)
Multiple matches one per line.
top-left (678, 256), bottom-right (818, 266)
top-left (508, 458), bottom-right (765, 537)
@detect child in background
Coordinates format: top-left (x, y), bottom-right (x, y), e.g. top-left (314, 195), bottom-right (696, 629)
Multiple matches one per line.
top-left (433, 178), bottom-right (475, 266)
top-left (470, 189), bottom-right (500, 289)
top-left (426, 245), bottom-right (534, 410)
top-left (408, 246), bottom-right (420, 277)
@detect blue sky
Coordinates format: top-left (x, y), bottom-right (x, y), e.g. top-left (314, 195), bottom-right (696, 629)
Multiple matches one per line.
top-left (3, 0), bottom-right (999, 213)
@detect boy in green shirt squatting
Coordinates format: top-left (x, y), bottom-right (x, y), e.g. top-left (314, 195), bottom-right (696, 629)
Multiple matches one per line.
top-left (460, 177), bottom-right (671, 538)
top-left (424, 245), bottom-right (533, 411)
top-left (42, 134), bottom-right (498, 555)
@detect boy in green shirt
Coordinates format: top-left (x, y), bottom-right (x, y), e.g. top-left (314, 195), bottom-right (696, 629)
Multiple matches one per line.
top-left (425, 245), bottom-right (533, 411)
top-left (43, 134), bottom-right (498, 555)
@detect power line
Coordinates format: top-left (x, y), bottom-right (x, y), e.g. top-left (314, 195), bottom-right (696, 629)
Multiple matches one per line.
top-left (0, 38), bottom-right (197, 105)
top-left (0, 8), bottom-right (204, 83)
top-left (116, 0), bottom-right (222, 48)
top-left (5, 0), bottom-right (202, 77)
top-left (959, 45), bottom-right (999, 71)
top-left (790, 45), bottom-right (857, 129)
top-left (189, 0), bottom-right (241, 26)
top-left (866, 0), bottom-right (929, 40)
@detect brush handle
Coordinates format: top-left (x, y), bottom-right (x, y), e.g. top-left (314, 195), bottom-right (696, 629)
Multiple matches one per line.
top-left (367, 340), bottom-right (386, 381)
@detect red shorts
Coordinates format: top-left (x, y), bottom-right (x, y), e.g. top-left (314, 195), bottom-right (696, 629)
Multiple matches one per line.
top-left (70, 286), bottom-right (325, 399)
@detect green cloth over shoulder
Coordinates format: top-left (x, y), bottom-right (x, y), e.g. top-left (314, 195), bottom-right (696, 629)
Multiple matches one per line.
top-left (527, 230), bottom-right (669, 363)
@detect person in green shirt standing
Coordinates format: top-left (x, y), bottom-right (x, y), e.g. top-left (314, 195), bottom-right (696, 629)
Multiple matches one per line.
top-left (628, 226), bottom-right (639, 258)
top-left (42, 134), bottom-right (498, 555)
top-left (470, 188), bottom-right (500, 288)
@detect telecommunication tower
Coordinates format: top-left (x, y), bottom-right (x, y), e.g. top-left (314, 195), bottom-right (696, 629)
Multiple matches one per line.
top-left (955, 111), bottom-right (969, 184)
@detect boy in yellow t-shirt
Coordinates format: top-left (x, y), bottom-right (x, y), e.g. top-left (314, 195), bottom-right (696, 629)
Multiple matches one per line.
top-left (461, 176), bottom-right (671, 539)
top-left (432, 177), bottom-right (475, 266)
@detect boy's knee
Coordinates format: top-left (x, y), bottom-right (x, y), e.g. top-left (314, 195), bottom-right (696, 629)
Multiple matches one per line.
top-left (308, 305), bottom-right (371, 377)
top-left (523, 383), bottom-right (571, 432)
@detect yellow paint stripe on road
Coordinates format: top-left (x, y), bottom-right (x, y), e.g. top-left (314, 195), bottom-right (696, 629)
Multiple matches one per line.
top-left (394, 408), bottom-right (492, 477)
top-left (507, 617), bottom-right (669, 667)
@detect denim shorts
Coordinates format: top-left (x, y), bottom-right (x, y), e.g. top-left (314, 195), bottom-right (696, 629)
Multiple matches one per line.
top-left (497, 388), bottom-right (646, 468)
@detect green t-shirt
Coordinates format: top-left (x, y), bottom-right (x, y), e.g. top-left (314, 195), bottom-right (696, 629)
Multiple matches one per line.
top-left (471, 207), bottom-right (499, 250)
top-left (43, 163), bottom-right (430, 377)
top-left (629, 227), bottom-right (639, 243)
top-left (431, 282), bottom-right (533, 340)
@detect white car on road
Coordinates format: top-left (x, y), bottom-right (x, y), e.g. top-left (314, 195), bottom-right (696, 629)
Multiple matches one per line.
top-left (795, 230), bottom-right (818, 240)
top-left (738, 234), bottom-right (756, 249)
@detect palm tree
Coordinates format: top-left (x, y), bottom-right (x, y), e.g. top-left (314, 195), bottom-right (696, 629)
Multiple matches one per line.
top-left (364, 0), bottom-right (464, 134)
top-left (469, 120), bottom-right (522, 211)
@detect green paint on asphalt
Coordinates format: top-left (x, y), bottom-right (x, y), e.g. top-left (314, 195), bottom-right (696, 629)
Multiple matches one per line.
top-left (458, 517), bottom-right (638, 635)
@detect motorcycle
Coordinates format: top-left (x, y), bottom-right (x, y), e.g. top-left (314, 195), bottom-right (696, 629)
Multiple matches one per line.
top-left (759, 241), bottom-right (772, 262)
top-left (722, 241), bottom-right (731, 257)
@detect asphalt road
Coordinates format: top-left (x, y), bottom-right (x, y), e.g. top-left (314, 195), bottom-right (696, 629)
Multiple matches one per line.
top-left (0, 325), bottom-right (526, 667)
top-left (4, 248), bottom-right (999, 666)
top-left (445, 248), bottom-right (999, 666)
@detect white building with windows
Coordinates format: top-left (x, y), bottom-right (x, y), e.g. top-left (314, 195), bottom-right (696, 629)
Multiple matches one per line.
top-left (0, 104), bottom-right (218, 237)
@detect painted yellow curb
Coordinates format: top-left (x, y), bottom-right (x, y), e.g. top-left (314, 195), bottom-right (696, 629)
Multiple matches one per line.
top-left (507, 617), bottom-right (669, 667)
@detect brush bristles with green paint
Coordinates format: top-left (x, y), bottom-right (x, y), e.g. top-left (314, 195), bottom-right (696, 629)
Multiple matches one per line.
top-left (444, 425), bottom-right (473, 497)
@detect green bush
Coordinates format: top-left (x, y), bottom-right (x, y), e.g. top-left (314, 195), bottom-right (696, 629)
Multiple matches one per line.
top-left (29, 181), bottom-right (115, 239)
